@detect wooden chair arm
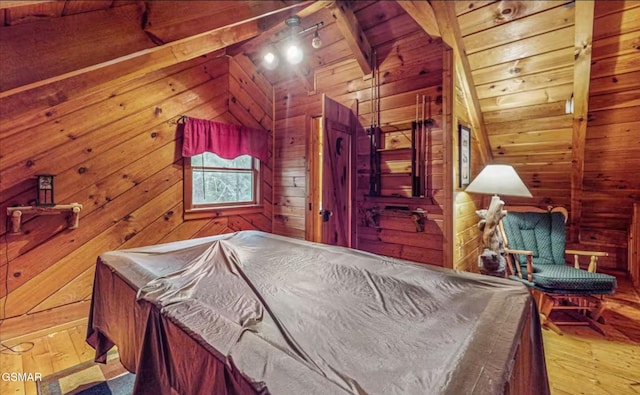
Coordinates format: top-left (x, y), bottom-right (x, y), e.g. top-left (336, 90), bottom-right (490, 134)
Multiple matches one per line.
top-left (504, 248), bottom-right (534, 282)
top-left (565, 250), bottom-right (608, 272)
top-left (565, 249), bottom-right (608, 257)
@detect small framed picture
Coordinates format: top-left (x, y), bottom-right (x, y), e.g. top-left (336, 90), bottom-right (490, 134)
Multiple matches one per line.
top-left (459, 125), bottom-right (471, 188)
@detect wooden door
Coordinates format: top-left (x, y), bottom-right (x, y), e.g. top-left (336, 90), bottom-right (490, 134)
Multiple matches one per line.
top-left (320, 95), bottom-right (355, 247)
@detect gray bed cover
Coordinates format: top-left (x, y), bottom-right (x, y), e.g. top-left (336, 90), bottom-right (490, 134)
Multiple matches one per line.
top-left (98, 230), bottom-right (548, 394)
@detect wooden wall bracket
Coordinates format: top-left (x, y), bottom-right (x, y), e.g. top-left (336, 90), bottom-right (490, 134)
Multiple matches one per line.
top-left (6, 203), bottom-right (83, 233)
top-left (364, 206), bottom-right (427, 232)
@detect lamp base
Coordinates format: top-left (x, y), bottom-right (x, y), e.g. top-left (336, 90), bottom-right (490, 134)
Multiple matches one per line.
top-left (476, 195), bottom-right (508, 277)
top-left (478, 248), bottom-right (506, 278)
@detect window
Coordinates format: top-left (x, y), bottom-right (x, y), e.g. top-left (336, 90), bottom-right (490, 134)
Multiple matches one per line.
top-left (184, 152), bottom-right (261, 219)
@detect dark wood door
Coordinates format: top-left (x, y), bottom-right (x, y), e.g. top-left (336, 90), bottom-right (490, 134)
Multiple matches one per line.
top-left (321, 95), bottom-right (355, 247)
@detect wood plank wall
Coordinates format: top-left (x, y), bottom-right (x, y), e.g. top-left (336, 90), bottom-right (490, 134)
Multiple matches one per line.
top-left (572, 1), bottom-right (640, 270)
top-left (355, 39), bottom-right (448, 268)
top-left (630, 203), bottom-right (640, 289)
top-left (272, 26), bottom-right (448, 266)
top-left (0, 54), bottom-right (273, 339)
top-left (453, 70), bottom-right (483, 273)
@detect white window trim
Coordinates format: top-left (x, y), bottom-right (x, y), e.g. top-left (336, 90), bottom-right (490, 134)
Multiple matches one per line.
top-left (183, 155), bottom-right (262, 220)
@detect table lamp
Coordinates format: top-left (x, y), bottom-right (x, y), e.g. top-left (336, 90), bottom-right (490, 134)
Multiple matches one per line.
top-left (465, 164), bottom-right (532, 276)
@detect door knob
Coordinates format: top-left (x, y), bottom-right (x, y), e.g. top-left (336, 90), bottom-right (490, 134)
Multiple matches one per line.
top-left (319, 209), bottom-right (333, 222)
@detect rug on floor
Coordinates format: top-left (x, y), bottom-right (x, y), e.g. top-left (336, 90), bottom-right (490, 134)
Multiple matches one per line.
top-left (37, 350), bottom-right (135, 395)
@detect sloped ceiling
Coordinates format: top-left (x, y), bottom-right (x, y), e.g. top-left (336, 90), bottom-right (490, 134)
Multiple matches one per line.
top-left (418, 0), bottom-right (639, 250)
top-left (1, 0), bottom-right (638, 251)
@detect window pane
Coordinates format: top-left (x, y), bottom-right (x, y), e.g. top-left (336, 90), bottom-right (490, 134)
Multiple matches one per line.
top-left (196, 152), bottom-right (252, 169)
top-left (192, 170), bottom-right (254, 204)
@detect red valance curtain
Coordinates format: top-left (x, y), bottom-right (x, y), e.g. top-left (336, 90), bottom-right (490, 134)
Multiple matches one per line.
top-left (181, 117), bottom-right (269, 161)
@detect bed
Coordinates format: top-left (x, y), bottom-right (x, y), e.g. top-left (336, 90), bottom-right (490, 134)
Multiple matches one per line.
top-left (87, 230), bottom-right (549, 395)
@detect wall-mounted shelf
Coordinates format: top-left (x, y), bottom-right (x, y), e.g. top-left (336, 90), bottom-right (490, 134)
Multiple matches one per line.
top-left (6, 203), bottom-right (83, 233)
top-left (365, 206), bottom-right (427, 232)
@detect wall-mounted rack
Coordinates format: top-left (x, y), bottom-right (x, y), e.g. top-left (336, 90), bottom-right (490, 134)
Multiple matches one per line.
top-left (365, 206), bottom-right (427, 232)
top-left (6, 203), bottom-right (83, 233)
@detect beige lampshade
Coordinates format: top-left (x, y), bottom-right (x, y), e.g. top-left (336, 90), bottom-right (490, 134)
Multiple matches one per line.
top-left (465, 164), bottom-right (532, 197)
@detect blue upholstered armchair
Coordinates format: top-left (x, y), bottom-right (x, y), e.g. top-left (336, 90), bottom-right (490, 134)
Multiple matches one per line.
top-left (499, 207), bottom-right (617, 334)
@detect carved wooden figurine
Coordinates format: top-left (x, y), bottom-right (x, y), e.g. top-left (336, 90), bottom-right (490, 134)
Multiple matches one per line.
top-left (476, 195), bottom-right (507, 277)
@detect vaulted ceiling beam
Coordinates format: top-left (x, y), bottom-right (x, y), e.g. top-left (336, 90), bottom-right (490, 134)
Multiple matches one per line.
top-left (0, 1), bottom-right (57, 9)
top-left (396, 0), bottom-right (441, 39)
top-left (430, 1), bottom-right (492, 164)
top-left (329, 1), bottom-right (373, 75)
top-left (0, 1), bottom-right (303, 118)
top-left (569, 1), bottom-right (595, 242)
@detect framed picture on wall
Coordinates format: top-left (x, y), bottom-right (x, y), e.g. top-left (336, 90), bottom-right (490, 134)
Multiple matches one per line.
top-left (459, 124), bottom-right (471, 188)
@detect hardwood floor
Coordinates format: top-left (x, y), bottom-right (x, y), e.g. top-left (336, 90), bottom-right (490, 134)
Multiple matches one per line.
top-left (543, 271), bottom-right (640, 395)
top-left (1, 272), bottom-right (639, 395)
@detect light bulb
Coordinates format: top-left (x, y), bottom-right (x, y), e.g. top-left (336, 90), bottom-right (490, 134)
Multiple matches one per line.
top-left (264, 52), bottom-right (275, 64)
top-left (262, 51), bottom-right (278, 70)
top-left (286, 44), bottom-right (303, 65)
top-left (311, 31), bottom-right (322, 49)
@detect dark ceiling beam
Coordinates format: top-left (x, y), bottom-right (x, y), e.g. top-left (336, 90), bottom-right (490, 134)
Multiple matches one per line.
top-left (396, 0), bottom-right (441, 39)
top-left (329, 1), bottom-right (373, 75)
top-left (430, 0), bottom-right (493, 164)
top-left (570, 1), bottom-right (595, 242)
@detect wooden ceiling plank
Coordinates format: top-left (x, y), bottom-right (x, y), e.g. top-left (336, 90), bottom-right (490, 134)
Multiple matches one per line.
top-left (1, 3), bottom-right (152, 91)
top-left (592, 30), bottom-right (640, 61)
top-left (329, 1), bottom-right (373, 75)
top-left (478, 83), bottom-right (573, 112)
top-left (4, 0), bottom-right (64, 25)
top-left (570, 0), bottom-right (595, 242)
top-left (463, 4), bottom-right (574, 55)
top-left (0, 1), bottom-right (301, 95)
top-left (0, 6), bottom-right (286, 116)
top-left (489, 129), bottom-right (572, 147)
top-left (431, 0), bottom-right (492, 163)
top-left (62, 1), bottom-right (113, 16)
top-left (454, 1), bottom-right (495, 17)
top-left (395, 1), bottom-right (441, 39)
top-left (467, 26), bottom-right (574, 71)
top-left (483, 101), bottom-right (567, 124)
top-left (589, 89), bottom-right (640, 112)
top-left (357, 0), bottom-right (404, 31)
top-left (593, 4), bottom-right (640, 41)
top-left (471, 47), bottom-right (574, 86)
top-left (0, 1), bottom-right (57, 10)
top-left (476, 66), bottom-right (574, 100)
top-left (458, 1), bottom-right (572, 37)
top-left (364, 11), bottom-right (423, 48)
top-left (145, 1), bottom-right (314, 44)
top-left (485, 115), bottom-right (572, 135)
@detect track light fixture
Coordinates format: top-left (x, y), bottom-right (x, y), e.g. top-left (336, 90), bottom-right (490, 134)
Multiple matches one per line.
top-left (262, 16), bottom-right (324, 67)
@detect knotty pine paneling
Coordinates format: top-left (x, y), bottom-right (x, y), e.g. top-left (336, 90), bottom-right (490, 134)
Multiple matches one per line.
top-left (0, 3), bottom-right (153, 91)
top-left (452, 71), bottom-right (482, 273)
top-left (459, 2), bottom-right (577, 235)
top-left (272, 13), bottom-right (447, 267)
top-left (575, 4), bottom-right (640, 270)
top-left (0, 55), bottom-right (274, 336)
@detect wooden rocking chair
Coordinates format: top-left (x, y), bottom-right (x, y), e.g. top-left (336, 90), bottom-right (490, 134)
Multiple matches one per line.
top-left (499, 206), bottom-right (617, 335)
